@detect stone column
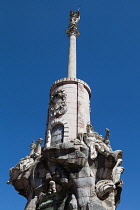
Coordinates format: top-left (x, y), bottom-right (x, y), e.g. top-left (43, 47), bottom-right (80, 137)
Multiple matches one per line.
top-left (67, 35), bottom-right (76, 78)
top-left (66, 10), bottom-right (80, 78)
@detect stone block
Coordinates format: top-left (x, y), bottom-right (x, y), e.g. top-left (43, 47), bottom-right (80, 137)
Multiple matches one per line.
top-left (67, 92), bottom-right (77, 98)
top-left (73, 177), bottom-right (95, 188)
top-left (87, 202), bottom-right (106, 210)
top-left (70, 166), bottom-right (93, 179)
top-left (67, 108), bottom-right (77, 115)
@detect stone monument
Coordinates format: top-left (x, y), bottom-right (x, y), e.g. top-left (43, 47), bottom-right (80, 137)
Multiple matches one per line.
top-left (8, 10), bottom-right (124, 210)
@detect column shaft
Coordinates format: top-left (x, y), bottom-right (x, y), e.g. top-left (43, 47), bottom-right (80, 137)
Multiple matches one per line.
top-left (67, 35), bottom-right (76, 78)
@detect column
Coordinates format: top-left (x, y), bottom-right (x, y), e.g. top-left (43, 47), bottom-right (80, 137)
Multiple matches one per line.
top-left (66, 10), bottom-right (80, 78)
top-left (67, 34), bottom-right (76, 78)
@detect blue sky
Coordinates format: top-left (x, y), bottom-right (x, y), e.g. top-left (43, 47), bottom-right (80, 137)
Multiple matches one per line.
top-left (1, 0), bottom-right (140, 209)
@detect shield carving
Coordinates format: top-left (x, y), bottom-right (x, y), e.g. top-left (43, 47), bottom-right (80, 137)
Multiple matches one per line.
top-left (49, 90), bottom-right (67, 117)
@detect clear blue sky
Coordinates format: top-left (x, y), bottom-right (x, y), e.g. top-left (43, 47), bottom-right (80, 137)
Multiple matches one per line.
top-left (1, 0), bottom-right (139, 209)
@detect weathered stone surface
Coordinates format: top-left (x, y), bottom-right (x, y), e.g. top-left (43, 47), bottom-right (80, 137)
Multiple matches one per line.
top-left (88, 202), bottom-right (106, 210)
top-left (8, 125), bottom-right (124, 209)
top-left (8, 10), bottom-right (124, 210)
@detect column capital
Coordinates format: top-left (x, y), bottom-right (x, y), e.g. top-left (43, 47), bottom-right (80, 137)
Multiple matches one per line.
top-left (66, 10), bottom-right (80, 37)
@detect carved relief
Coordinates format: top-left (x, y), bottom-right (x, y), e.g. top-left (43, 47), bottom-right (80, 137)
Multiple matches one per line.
top-left (49, 90), bottom-right (67, 117)
top-left (48, 181), bottom-right (56, 194)
top-left (8, 124), bottom-right (124, 210)
top-left (96, 180), bottom-right (116, 199)
top-left (7, 138), bottom-right (43, 185)
top-left (112, 158), bottom-right (124, 185)
top-left (83, 125), bottom-right (113, 160)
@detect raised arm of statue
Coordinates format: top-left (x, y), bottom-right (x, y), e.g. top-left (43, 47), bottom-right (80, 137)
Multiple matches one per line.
top-left (70, 10), bottom-right (80, 25)
top-left (76, 10), bottom-right (80, 22)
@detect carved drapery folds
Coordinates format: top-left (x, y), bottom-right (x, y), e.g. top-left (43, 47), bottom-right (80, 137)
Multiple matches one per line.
top-left (8, 125), bottom-right (124, 209)
top-left (49, 90), bottom-right (67, 117)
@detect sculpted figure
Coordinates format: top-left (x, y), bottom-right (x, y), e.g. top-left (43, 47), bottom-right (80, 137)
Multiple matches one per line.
top-left (104, 128), bottom-right (110, 140)
top-left (95, 137), bottom-right (112, 157)
top-left (34, 138), bottom-right (43, 157)
top-left (104, 139), bottom-right (112, 151)
top-left (84, 124), bottom-right (113, 160)
top-left (29, 141), bottom-right (36, 157)
top-left (84, 124), bottom-right (98, 159)
top-left (69, 10), bottom-right (80, 26)
top-left (19, 156), bottom-right (34, 171)
top-left (86, 123), bottom-right (94, 133)
top-left (7, 138), bottom-right (43, 185)
top-left (7, 155), bottom-right (34, 184)
top-left (48, 180), bottom-right (56, 194)
top-left (112, 158), bottom-right (124, 185)
top-left (66, 10), bottom-right (80, 36)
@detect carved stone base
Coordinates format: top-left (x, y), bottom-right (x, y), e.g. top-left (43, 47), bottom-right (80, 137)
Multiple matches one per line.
top-left (8, 128), bottom-right (124, 210)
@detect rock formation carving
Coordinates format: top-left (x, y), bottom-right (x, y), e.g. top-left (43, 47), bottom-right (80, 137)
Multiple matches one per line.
top-left (8, 125), bottom-right (124, 209)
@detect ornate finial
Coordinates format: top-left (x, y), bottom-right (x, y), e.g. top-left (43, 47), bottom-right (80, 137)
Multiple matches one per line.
top-left (66, 10), bottom-right (80, 37)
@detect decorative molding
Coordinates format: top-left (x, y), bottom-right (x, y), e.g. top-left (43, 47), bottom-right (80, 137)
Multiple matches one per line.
top-left (46, 119), bottom-right (69, 146)
top-left (50, 78), bottom-right (91, 98)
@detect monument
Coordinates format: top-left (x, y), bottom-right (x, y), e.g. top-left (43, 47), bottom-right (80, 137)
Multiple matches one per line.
top-left (7, 11), bottom-right (124, 210)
